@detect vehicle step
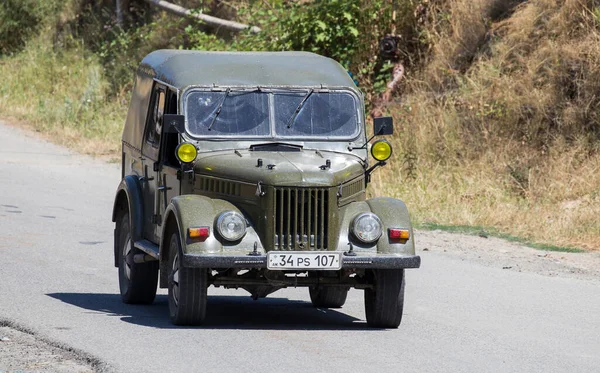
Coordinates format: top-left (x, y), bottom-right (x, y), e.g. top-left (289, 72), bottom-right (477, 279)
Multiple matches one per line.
top-left (133, 239), bottom-right (160, 259)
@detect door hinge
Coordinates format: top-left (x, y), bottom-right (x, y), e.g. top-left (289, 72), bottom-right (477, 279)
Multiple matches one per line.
top-left (152, 214), bottom-right (161, 224)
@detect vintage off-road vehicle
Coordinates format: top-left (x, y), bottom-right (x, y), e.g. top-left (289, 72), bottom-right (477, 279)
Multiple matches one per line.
top-left (112, 50), bottom-right (420, 328)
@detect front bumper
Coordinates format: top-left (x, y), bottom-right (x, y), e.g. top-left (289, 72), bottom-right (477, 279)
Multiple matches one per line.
top-left (183, 253), bottom-right (421, 269)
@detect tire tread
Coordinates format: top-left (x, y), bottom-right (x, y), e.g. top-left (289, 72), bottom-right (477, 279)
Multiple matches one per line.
top-left (168, 233), bottom-right (207, 326)
top-left (364, 269), bottom-right (405, 328)
top-left (309, 287), bottom-right (349, 308)
top-left (117, 212), bottom-right (158, 305)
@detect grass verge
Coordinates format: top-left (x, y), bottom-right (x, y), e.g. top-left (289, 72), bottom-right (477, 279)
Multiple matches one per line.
top-left (0, 32), bottom-right (125, 158)
top-left (418, 222), bottom-right (585, 253)
top-left (370, 149), bottom-right (600, 252)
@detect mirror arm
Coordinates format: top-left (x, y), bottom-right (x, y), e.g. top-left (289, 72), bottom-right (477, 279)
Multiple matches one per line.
top-left (348, 133), bottom-right (376, 151)
top-left (365, 161), bottom-right (386, 184)
top-left (348, 124), bottom-right (388, 151)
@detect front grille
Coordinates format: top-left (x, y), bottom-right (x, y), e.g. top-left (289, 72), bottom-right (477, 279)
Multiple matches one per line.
top-left (274, 187), bottom-right (329, 250)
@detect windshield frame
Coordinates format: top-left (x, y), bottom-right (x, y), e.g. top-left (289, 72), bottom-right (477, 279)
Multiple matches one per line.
top-left (181, 86), bottom-right (363, 142)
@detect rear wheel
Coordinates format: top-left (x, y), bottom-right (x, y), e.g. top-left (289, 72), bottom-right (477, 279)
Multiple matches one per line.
top-left (364, 269), bottom-right (405, 328)
top-left (117, 212), bottom-right (158, 304)
top-left (309, 287), bottom-right (349, 308)
top-left (167, 231), bottom-right (208, 326)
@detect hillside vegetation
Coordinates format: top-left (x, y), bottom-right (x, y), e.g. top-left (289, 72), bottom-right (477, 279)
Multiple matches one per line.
top-left (1, 0), bottom-right (599, 250)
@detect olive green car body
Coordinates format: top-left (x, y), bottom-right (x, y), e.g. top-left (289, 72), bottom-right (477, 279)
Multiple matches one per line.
top-left (112, 50), bottom-right (420, 300)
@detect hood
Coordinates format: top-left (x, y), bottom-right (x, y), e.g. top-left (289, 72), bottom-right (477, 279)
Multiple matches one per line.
top-left (194, 149), bottom-right (365, 186)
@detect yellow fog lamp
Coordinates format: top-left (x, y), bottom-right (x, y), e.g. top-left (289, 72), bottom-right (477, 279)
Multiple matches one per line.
top-left (371, 139), bottom-right (392, 162)
top-left (176, 143), bottom-right (198, 164)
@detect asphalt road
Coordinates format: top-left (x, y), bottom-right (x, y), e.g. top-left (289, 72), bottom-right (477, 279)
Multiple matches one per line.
top-left (0, 121), bottom-right (599, 373)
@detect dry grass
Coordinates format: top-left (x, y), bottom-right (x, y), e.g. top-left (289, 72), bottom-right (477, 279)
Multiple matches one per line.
top-left (370, 0), bottom-right (600, 251)
top-left (372, 144), bottom-right (600, 251)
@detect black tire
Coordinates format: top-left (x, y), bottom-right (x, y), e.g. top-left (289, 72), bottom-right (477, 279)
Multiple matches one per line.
top-left (309, 287), bottom-right (349, 308)
top-left (364, 269), bottom-right (405, 328)
top-left (117, 212), bottom-right (158, 304)
top-left (167, 231), bottom-right (208, 326)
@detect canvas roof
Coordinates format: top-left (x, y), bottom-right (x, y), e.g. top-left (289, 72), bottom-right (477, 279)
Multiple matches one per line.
top-left (138, 50), bottom-right (357, 89)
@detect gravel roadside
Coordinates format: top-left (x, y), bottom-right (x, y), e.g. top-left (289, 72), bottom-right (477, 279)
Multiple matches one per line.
top-left (417, 229), bottom-right (600, 282)
top-left (0, 320), bottom-right (109, 373)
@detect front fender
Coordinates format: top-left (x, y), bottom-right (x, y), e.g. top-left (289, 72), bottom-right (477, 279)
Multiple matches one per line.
top-left (337, 197), bottom-right (415, 255)
top-left (111, 176), bottom-right (145, 267)
top-left (160, 194), bottom-right (263, 257)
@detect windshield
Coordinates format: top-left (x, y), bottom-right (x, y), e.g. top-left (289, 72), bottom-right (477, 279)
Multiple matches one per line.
top-left (185, 89), bottom-right (360, 140)
top-left (275, 91), bottom-right (357, 137)
top-left (186, 91), bottom-right (270, 137)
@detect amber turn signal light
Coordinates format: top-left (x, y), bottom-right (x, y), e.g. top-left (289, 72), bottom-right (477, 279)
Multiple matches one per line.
top-left (389, 228), bottom-right (410, 240)
top-left (188, 226), bottom-right (210, 239)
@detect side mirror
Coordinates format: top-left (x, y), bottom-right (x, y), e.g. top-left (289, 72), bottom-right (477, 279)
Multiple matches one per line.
top-left (373, 116), bottom-right (393, 136)
top-left (163, 114), bottom-right (185, 134)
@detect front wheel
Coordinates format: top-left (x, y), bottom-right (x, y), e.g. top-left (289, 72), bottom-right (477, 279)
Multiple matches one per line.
top-left (364, 269), bottom-right (405, 328)
top-left (117, 212), bottom-right (158, 304)
top-left (167, 231), bottom-right (208, 326)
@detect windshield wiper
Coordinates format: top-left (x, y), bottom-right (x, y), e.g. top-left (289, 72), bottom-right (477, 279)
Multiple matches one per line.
top-left (286, 89), bottom-right (314, 129)
top-left (207, 88), bottom-right (231, 131)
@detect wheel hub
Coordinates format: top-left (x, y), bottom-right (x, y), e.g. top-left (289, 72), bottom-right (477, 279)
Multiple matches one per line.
top-left (171, 253), bottom-right (180, 306)
top-left (123, 238), bottom-right (132, 280)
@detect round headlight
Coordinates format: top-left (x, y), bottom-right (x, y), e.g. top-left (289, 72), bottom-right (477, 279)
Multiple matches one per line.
top-left (371, 139), bottom-right (392, 162)
top-left (352, 213), bottom-right (383, 243)
top-left (216, 211), bottom-right (247, 241)
top-left (176, 143), bottom-right (198, 164)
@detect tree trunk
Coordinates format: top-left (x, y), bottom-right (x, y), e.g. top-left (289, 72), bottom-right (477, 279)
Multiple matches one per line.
top-left (143, 0), bottom-right (260, 33)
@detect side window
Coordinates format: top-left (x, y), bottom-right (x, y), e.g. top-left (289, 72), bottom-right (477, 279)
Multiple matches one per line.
top-left (146, 89), bottom-right (165, 149)
top-left (161, 90), bottom-right (180, 167)
top-left (142, 86), bottom-right (165, 160)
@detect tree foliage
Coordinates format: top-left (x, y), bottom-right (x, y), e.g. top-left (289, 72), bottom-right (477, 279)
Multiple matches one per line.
top-left (183, 0), bottom-right (421, 101)
top-left (0, 0), bottom-right (59, 55)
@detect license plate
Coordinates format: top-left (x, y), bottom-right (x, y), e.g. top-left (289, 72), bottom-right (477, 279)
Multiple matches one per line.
top-left (267, 252), bottom-right (342, 270)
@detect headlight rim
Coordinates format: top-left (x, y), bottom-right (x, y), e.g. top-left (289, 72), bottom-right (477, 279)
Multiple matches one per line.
top-left (215, 210), bottom-right (247, 242)
top-left (351, 212), bottom-right (383, 243)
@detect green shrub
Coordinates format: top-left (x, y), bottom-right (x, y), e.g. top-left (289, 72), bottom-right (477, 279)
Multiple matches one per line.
top-left (0, 0), bottom-right (40, 54)
top-left (0, 0), bottom-right (62, 55)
